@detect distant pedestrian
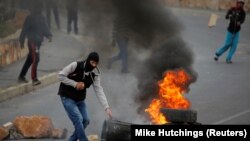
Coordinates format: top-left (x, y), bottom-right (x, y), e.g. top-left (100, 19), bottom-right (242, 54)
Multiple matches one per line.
top-left (107, 1), bottom-right (130, 73)
top-left (58, 52), bottom-right (112, 141)
top-left (18, 1), bottom-right (52, 85)
top-left (66, 0), bottom-right (79, 34)
top-left (45, 0), bottom-right (61, 30)
top-left (214, 0), bottom-right (246, 64)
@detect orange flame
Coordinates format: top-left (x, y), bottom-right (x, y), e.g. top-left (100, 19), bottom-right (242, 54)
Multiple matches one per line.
top-left (145, 69), bottom-right (191, 124)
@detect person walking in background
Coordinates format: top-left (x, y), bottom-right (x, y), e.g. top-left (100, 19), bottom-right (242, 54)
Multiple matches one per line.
top-left (45, 0), bottom-right (61, 30)
top-left (18, 1), bottom-right (52, 85)
top-left (58, 52), bottom-right (112, 141)
top-left (214, 0), bottom-right (246, 64)
top-left (107, 1), bottom-right (130, 73)
top-left (66, 0), bottom-right (79, 34)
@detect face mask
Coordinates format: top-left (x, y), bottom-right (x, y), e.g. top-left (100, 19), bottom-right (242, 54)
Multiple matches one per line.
top-left (84, 52), bottom-right (99, 72)
top-left (84, 61), bottom-right (96, 72)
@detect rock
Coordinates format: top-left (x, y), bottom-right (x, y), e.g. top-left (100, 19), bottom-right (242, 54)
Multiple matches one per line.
top-left (13, 115), bottom-right (54, 139)
top-left (51, 128), bottom-right (68, 139)
top-left (0, 127), bottom-right (9, 140)
top-left (208, 13), bottom-right (218, 28)
top-left (8, 126), bottom-right (24, 140)
top-left (2, 122), bottom-right (13, 130)
top-left (88, 134), bottom-right (99, 141)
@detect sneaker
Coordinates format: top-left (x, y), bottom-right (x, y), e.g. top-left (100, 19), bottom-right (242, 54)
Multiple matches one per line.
top-left (32, 79), bottom-right (41, 86)
top-left (214, 56), bottom-right (218, 61)
top-left (226, 60), bottom-right (232, 64)
top-left (18, 77), bottom-right (28, 83)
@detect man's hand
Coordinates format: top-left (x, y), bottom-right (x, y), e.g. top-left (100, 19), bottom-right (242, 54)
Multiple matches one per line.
top-left (105, 108), bottom-right (112, 119)
top-left (76, 82), bottom-right (85, 90)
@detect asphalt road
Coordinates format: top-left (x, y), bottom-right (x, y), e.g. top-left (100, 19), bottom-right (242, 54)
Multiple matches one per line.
top-left (0, 7), bottom-right (250, 141)
top-left (175, 8), bottom-right (250, 125)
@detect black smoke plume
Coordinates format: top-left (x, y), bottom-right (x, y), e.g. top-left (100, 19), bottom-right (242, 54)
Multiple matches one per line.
top-left (110, 0), bottom-right (198, 115)
top-left (79, 0), bottom-right (198, 117)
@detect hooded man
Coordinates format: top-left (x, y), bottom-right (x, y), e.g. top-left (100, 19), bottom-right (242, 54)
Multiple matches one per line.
top-left (214, 0), bottom-right (246, 64)
top-left (58, 52), bottom-right (112, 141)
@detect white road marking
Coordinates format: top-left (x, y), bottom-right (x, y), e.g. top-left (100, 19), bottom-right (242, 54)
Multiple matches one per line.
top-left (213, 109), bottom-right (250, 125)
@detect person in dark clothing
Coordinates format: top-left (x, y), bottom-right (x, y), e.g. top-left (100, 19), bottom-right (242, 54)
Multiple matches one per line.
top-left (214, 0), bottom-right (246, 64)
top-left (107, 1), bottom-right (130, 73)
top-left (66, 0), bottom-right (79, 34)
top-left (58, 52), bottom-right (112, 141)
top-left (45, 0), bottom-right (61, 30)
top-left (18, 2), bottom-right (52, 85)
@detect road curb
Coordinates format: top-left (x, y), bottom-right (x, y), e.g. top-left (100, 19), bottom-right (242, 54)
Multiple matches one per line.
top-left (0, 72), bottom-right (59, 103)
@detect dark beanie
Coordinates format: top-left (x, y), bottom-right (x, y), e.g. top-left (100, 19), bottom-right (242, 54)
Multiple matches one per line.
top-left (86, 52), bottom-right (99, 62)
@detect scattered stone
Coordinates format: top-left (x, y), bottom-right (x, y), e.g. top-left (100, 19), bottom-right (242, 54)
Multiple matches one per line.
top-left (0, 127), bottom-right (9, 140)
top-left (88, 134), bottom-right (99, 141)
top-left (8, 126), bottom-right (24, 140)
top-left (13, 115), bottom-right (54, 139)
top-left (2, 122), bottom-right (13, 130)
top-left (51, 128), bottom-right (68, 139)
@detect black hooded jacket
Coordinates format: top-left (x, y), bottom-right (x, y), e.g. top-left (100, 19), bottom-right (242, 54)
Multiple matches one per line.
top-left (58, 61), bottom-right (97, 101)
top-left (19, 12), bottom-right (52, 46)
top-left (58, 52), bottom-right (100, 101)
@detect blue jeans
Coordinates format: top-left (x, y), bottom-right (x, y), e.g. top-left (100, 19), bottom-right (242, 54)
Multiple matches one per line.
top-left (61, 96), bottom-right (89, 141)
top-left (216, 31), bottom-right (240, 61)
